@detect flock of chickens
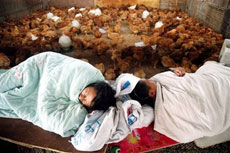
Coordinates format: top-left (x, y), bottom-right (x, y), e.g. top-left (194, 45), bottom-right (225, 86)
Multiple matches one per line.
top-left (0, 4), bottom-right (224, 79)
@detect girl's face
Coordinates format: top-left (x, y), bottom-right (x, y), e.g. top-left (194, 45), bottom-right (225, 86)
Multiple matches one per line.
top-left (79, 87), bottom-right (97, 108)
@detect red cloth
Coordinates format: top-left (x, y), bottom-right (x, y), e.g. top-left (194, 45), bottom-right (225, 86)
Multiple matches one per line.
top-left (110, 123), bottom-right (179, 153)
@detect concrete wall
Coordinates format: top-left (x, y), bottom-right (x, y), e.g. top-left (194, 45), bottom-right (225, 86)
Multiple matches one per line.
top-left (0, 0), bottom-right (47, 22)
top-left (184, 0), bottom-right (230, 38)
top-left (159, 0), bottom-right (186, 11)
top-left (48, 0), bottom-right (94, 8)
top-left (221, 8), bottom-right (230, 38)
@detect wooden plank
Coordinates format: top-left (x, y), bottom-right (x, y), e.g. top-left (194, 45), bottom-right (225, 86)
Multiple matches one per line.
top-left (0, 117), bottom-right (107, 153)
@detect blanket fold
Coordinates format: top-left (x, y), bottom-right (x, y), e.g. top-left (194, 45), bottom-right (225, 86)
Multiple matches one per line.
top-left (71, 100), bottom-right (154, 151)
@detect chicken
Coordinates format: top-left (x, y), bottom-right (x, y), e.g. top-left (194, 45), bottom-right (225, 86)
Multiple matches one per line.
top-left (40, 40), bottom-right (53, 51)
top-left (94, 17), bottom-right (103, 27)
top-left (132, 47), bottom-right (145, 65)
top-left (182, 40), bottom-right (195, 50)
top-left (110, 49), bottom-right (121, 61)
top-left (157, 37), bottom-right (175, 56)
top-left (110, 36), bottom-right (123, 46)
top-left (149, 32), bottom-right (160, 45)
top-left (152, 25), bottom-right (165, 35)
top-left (80, 24), bottom-right (92, 34)
top-left (119, 10), bottom-right (129, 20)
top-left (187, 50), bottom-right (202, 62)
top-left (178, 33), bottom-right (190, 40)
top-left (183, 66), bottom-right (192, 73)
top-left (181, 57), bottom-right (192, 73)
top-left (41, 30), bottom-right (57, 38)
top-left (114, 24), bottom-right (121, 34)
top-left (14, 48), bottom-right (31, 65)
top-left (117, 57), bottom-right (132, 72)
top-left (191, 64), bottom-right (198, 72)
top-left (59, 25), bottom-right (72, 35)
top-left (151, 50), bottom-right (160, 68)
top-left (93, 27), bottom-right (102, 38)
top-left (129, 24), bottom-right (139, 34)
top-left (80, 58), bottom-right (89, 63)
top-left (31, 19), bottom-right (41, 29)
top-left (107, 30), bottom-right (120, 39)
top-left (166, 29), bottom-right (177, 39)
top-left (81, 38), bottom-right (93, 49)
top-left (94, 63), bottom-right (105, 74)
top-left (72, 38), bottom-right (83, 50)
top-left (175, 38), bottom-right (184, 46)
top-left (161, 56), bottom-right (178, 68)
top-left (176, 24), bottom-right (186, 33)
top-left (11, 26), bottom-right (20, 37)
top-left (128, 12), bottom-right (137, 21)
top-left (51, 41), bottom-right (61, 52)
top-left (92, 39), bottom-right (110, 55)
top-left (181, 57), bottom-right (191, 68)
top-left (99, 14), bottom-right (112, 25)
top-left (104, 68), bottom-right (116, 80)
top-left (141, 35), bottom-right (150, 45)
top-left (0, 53), bottom-right (10, 68)
top-left (134, 68), bottom-right (146, 78)
top-left (71, 27), bottom-right (79, 33)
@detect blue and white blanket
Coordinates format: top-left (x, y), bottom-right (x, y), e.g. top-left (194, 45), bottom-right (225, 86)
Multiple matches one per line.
top-left (0, 52), bottom-right (104, 137)
top-left (71, 100), bottom-right (154, 151)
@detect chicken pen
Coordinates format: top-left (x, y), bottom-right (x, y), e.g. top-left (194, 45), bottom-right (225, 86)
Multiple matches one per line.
top-left (0, 0), bottom-right (230, 153)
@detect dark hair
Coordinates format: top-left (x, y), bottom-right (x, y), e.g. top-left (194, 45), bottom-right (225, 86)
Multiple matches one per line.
top-left (86, 81), bottom-right (116, 112)
top-left (129, 80), bottom-right (155, 108)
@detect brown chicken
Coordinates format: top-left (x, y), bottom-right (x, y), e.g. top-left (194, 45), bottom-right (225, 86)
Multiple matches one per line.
top-left (92, 39), bottom-right (110, 55)
top-left (117, 57), bottom-right (132, 73)
top-left (105, 68), bottom-right (116, 80)
top-left (0, 53), bottom-right (10, 68)
top-left (94, 63), bottom-right (105, 74)
top-left (134, 68), bottom-right (146, 78)
top-left (161, 56), bottom-right (178, 68)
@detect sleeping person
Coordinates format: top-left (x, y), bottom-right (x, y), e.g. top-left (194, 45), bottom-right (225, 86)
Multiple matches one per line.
top-left (0, 51), bottom-right (116, 137)
top-left (115, 61), bottom-right (230, 143)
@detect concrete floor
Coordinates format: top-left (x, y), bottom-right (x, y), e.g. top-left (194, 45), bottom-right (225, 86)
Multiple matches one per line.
top-left (150, 141), bottom-right (230, 153)
top-left (1, 139), bottom-right (230, 153)
top-left (106, 141), bottom-right (230, 153)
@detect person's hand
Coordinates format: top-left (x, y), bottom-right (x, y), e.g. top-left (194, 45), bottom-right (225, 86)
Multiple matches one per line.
top-left (174, 67), bottom-right (185, 77)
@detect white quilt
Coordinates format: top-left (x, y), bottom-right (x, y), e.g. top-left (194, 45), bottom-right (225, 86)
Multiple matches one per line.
top-left (152, 61), bottom-right (230, 143)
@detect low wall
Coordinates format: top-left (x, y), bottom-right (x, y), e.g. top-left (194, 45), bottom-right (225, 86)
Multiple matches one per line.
top-left (0, 0), bottom-right (47, 22)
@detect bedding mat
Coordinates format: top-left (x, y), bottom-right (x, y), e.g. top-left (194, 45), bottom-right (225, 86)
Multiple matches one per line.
top-left (0, 117), bottom-right (107, 153)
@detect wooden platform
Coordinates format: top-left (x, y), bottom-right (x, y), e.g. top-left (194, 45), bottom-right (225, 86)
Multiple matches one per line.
top-left (0, 117), bottom-right (107, 153)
